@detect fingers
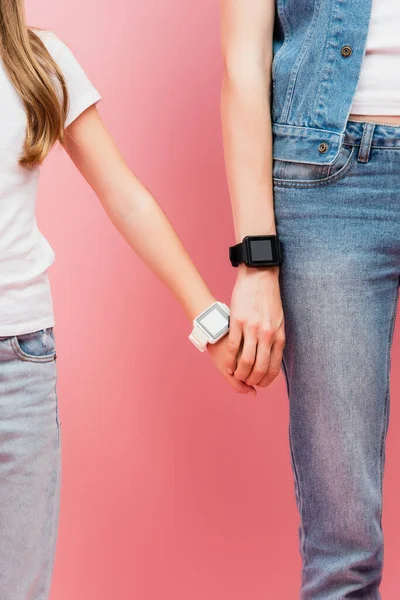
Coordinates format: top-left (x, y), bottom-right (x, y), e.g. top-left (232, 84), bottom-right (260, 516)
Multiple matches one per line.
top-left (227, 374), bottom-right (257, 396)
top-left (206, 333), bottom-right (256, 395)
top-left (234, 326), bottom-right (257, 382)
top-left (245, 334), bottom-right (272, 387)
top-left (258, 330), bottom-right (285, 388)
top-left (225, 320), bottom-right (243, 376)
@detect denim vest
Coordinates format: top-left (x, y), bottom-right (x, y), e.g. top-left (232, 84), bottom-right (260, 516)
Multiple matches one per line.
top-left (272, 0), bottom-right (373, 165)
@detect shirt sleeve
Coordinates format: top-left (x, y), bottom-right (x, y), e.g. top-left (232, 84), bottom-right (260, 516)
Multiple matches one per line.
top-left (36, 30), bottom-right (102, 128)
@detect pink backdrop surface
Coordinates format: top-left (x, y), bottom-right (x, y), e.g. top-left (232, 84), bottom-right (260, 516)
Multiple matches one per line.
top-left (26, 1), bottom-right (400, 599)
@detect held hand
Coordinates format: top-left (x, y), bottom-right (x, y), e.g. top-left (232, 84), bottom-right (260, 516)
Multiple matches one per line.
top-left (207, 335), bottom-right (257, 396)
top-left (227, 266), bottom-right (285, 388)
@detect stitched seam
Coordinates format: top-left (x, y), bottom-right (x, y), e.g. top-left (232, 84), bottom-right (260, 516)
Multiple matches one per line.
top-left (272, 0), bottom-right (292, 83)
top-left (273, 146), bottom-right (356, 188)
top-left (357, 124), bottom-right (371, 162)
top-left (10, 336), bottom-right (56, 363)
top-left (273, 123), bottom-right (344, 136)
top-left (54, 356), bottom-right (60, 430)
top-left (281, 0), bottom-right (320, 121)
top-left (312, 0), bottom-right (353, 125)
top-left (370, 145), bottom-right (400, 149)
top-left (380, 286), bottom-right (398, 488)
top-left (379, 285), bottom-right (398, 524)
top-left (282, 356), bottom-right (306, 583)
top-left (357, 123), bottom-right (375, 163)
top-left (343, 143), bottom-right (400, 150)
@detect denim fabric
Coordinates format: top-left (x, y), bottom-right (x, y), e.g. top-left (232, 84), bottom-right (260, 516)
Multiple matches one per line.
top-left (272, 0), bottom-right (373, 165)
top-left (273, 119), bottom-right (400, 599)
top-left (0, 328), bottom-right (60, 600)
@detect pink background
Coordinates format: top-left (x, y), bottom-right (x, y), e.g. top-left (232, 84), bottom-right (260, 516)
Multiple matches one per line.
top-left (26, 1), bottom-right (400, 599)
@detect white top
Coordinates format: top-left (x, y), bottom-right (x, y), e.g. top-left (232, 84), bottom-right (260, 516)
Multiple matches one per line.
top-left (351, 0), bottom-right (400, 115)
top-left (0, 31), bottom-right (101, 336)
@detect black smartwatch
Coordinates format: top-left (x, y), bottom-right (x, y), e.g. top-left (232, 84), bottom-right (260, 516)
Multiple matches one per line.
top-left (229, 235), bottom-right (283, 268)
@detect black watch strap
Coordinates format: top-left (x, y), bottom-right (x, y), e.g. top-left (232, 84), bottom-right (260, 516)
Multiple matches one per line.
top-left (229, 235), bottom-right (283, 268)
top-left (229, 242), bottom-right (248, 267)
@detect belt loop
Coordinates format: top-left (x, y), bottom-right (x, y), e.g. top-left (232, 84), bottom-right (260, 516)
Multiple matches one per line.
top-left (357, 122), bottom-right (375, 163)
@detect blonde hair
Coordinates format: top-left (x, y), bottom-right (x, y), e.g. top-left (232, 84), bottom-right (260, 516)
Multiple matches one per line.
top-left (0, 0), bottom-right (69, 167)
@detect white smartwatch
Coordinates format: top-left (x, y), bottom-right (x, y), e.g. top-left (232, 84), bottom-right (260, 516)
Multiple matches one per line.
top-left (189, 301), bottom-right (230, 352)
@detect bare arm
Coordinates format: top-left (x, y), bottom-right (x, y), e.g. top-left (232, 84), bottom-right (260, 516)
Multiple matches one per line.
top-left (64, 106), bottom-right (254, 394)
top-left (64, 106), bottom-right (214, 322)
top-left (220, 0), bottom-right (285, 388)
top-left (221, 0), bottom-right (276, 240)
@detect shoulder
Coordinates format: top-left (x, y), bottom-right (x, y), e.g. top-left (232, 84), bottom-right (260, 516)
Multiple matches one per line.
top-left (32, 29), bottom-right (71, 61)
top-left (31, 29), bottom-right (88, 80)
top-left (32, 28), bottom-right (101, 128)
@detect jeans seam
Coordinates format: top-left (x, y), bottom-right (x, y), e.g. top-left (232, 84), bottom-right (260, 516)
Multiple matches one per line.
top-left (370, 144), bottom-right (400, 149)
top-left (54, 357), bottom-right (61, 431)
top-left (379, 284), bottom-right (398, 488)
top-left (282, 356), bottom-right (306, 581)
top-left (379, 284), bottom-right (398, 518)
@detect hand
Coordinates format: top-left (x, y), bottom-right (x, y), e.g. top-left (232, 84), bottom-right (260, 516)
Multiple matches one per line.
top-left (226, 265), bottom-right (285, 388)
top-left (207, 335), bottom-right (257, 396)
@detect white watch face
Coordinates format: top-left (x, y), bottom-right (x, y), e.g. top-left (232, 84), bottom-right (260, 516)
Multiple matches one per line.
top-left (196, 304), bottom-right (230, 341)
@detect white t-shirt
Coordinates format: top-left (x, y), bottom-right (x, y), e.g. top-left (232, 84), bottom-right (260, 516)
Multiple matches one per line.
top-left (351, 0), bottom-right (400, 114)
top-left (0, 30), bottom-right (101, 336)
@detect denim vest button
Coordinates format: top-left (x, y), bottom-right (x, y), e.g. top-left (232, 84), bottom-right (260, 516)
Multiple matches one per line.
top-left (318, 142), bottom-right (328, 153)
top-left (341, 45), bottom-right (352, 57)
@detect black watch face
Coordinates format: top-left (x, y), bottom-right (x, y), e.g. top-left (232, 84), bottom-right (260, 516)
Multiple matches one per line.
top-left (247, 236), bottom-right (279, 265)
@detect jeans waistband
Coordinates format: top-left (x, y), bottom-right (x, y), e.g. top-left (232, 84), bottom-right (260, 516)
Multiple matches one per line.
top-left (345, 120), bottom-right (400, 149)
top-left (0, 328), bottom-right (51, 341)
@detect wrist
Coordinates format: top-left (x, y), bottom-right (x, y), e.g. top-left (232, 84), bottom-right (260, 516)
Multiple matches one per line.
top-left (235, 224), bottom-right (277, 244)
top-left (185, 292), bottom-right (218, 322)
top-left (237, 263), bottom-right (280, 280)
top-left (188, 300), bottom-right (231, 352)
top-left (230, 234), bottom-right (282, 270)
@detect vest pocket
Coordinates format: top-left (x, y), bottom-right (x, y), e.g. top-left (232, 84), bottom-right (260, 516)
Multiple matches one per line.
top-left (273, 144), bottom-right (356, 188)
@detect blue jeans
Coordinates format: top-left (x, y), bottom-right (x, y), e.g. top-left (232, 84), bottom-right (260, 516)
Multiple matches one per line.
top-left (0, 328), bottom-right (60, 600)
top-left (273, 120), bottom-right (400, 599)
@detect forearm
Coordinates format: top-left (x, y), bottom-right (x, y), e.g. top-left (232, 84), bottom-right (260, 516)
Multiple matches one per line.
top-left (102, 175), bottom-right (215, 321)
top-left (221, 69), bottom-right (276, 242)
top-left (65, 109), bottom-right (216, 322)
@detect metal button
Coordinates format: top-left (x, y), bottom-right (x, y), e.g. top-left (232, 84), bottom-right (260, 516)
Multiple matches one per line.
top-left (318, 142), bottom-right (328, 154)
top-left (341, 45), bottom-right (352, 57)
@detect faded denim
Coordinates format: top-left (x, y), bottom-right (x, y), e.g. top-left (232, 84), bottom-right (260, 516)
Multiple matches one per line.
top-left (272, 0), bottom-right (373, 165)
top-left (274, 120), bottom-right (400, 599)
top-left (0, 328), bottom-right (60, 600)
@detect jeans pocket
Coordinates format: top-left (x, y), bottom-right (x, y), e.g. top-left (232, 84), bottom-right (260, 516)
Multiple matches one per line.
top-left (11, 328), bottom-right (57, 363)
top-left (273, 144), bottom-right (356, 188)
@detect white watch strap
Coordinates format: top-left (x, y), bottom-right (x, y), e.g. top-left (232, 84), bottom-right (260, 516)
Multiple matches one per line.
top-left (189, 326), bottom-right (209, 352)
